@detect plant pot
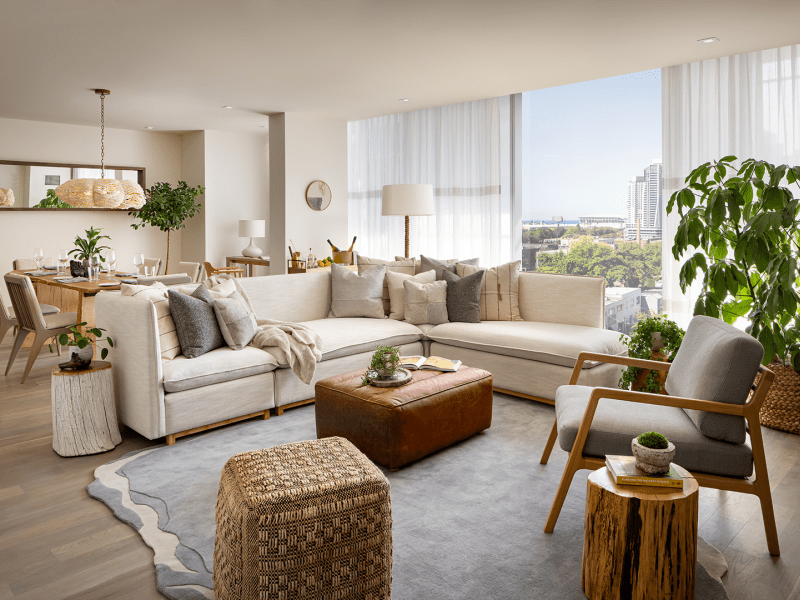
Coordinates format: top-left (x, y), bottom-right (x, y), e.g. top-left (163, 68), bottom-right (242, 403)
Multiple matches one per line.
top-left (373, 352), bottom-right (398, 379)
top-left (631, 438), bottom-right (675, 474)
top-left (632, 349), bottom-right (668, 393)
top-left (58, 345), bottom-right (93, 371)
top-left (759, 360), bottom-right (800, 434)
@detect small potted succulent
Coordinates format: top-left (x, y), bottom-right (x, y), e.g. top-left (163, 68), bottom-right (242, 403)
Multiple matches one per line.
top-left (362, 344), bottom-right (401, 386)
top-left (631, 431), bottom-right (676, 474)
top-left (51, 323), bottom-right (114, 371)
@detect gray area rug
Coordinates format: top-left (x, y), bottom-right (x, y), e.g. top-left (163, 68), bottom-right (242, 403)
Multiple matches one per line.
top-left (89, 394), bottom-right (729, 599)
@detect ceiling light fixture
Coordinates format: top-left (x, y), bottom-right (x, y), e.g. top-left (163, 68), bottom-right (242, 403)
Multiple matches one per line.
top-left (145, 126), bottom-right (154, 130)
top-left (55, 89), bottom-right (146, 209)
top-left (399, 98), bottom-right (409, 102)
top-left (698, 37), bottom-right (719, 43)
top-left (222, 105), bottom-right (233, 109)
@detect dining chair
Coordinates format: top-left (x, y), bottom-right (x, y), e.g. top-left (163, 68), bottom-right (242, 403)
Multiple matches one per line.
top-left (539, 315), bottom-right (780, 556)
top-left (173, 261), bottom-right (203, 282)
top-left (4, 274), bottom-right (78, 384)
top-left (204, 261), bottom-right (243, 278)
top-left (14, 257), bottom-right (56, 270)
top-left (143, 257), bottom-right (163, 276)
top-left (1, 301), bottom-right (61, 349)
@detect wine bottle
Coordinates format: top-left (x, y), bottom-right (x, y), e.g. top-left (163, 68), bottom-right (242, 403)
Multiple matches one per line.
top-left (327, 239), bottom-right (340, 252)
top-left (347, 236), bottom-right (357, 252)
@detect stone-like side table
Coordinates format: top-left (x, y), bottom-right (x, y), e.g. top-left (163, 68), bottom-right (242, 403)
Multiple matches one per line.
top-left (51, 361), bottom-right (121, 456)
top-left (582, 465), bottom-right (699, 600)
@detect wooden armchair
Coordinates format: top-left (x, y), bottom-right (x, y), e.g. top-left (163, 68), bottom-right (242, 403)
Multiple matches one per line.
top-left (540, 315), bottom-right (780, 556)
top-left (204, 261), bottom-right (243, 279)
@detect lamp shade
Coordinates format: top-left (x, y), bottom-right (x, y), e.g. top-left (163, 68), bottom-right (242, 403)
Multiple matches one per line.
top-left (381, 184), bottom-right (435, 216)
top-left (239, 219), bottom-right (265, 238)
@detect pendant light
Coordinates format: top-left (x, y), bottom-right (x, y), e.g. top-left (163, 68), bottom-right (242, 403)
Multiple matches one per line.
top-left (54, 89), bottom-right (146, 209)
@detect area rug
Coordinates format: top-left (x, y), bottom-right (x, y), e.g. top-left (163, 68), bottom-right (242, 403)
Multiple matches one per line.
top-left (89, 394), bottom-right (729, 600)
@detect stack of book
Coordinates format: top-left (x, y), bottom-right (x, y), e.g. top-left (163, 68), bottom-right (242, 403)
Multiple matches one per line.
top-left (605, 455), bottom-right (684, 488)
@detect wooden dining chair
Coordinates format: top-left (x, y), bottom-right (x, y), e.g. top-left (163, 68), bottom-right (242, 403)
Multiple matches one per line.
top-left (204, 261), bottom-right (243, 279)
top-left (1, 301), bottom-right (61, 349)
top-left (4, 274), bottom-right (78, 384)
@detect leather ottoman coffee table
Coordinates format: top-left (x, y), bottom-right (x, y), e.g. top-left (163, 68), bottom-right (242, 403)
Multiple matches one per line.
top-left (315, 367), bottom-right (493, 470)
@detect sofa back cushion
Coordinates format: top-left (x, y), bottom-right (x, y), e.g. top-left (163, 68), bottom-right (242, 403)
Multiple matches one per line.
top-left (238, 273), bottom-right (332, 322)
top-left (517, 272), bottom-right (605, 328)
top-left (357, 255), bottom-right (416, 314)
top-left (666, 316), bottom-right (764, 444)
top-left (456, 260), bottom-right (523, 322)
top-left (330, 263), bottom-right (386, 319)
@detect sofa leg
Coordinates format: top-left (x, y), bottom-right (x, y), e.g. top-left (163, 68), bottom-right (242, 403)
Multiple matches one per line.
top-left (263, 410), bottom-right (270, 420)
top-left (275, 406), bottom-right (284, 416)
top-left (166, 434), bottom-right (176, 445)
top-left (540, 419), bottom-right (558, 465)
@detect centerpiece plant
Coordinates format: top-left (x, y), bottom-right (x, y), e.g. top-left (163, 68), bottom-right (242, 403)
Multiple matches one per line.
top-left (667, 157), bottom-right (800, 369)
top-left (69, 226), bottom-right (111, 263)
top-left (362, 344), bottom-right (401, 386)
top-left (619, 315), bottom-right (684, 394)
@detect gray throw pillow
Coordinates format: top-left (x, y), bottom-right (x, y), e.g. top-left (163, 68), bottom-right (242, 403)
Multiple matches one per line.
top-left (420, 255), bottom-right (479, 280)
top-left (403, 279), bottom-right (449, 325)
top-left (213, 291), bottom-right (259, 350)
top-left (441, 269), bottom-right (484, 323)
top-left (330, 263), bottom-right (386, 318)
top-left (168, 286), bottom-right (225, 358)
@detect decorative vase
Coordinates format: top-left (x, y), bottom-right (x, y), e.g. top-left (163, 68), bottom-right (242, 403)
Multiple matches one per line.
top-left (631, 438), bottom-right (676, 474)
top-left (59, 345), bottom-right (93, 371)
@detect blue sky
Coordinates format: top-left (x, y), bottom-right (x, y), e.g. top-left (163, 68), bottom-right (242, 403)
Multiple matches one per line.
top-left (521, 69), bottom-right (661, 221)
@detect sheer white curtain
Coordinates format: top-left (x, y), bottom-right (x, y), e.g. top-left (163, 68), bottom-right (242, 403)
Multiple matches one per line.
top-left (662, 44), bottom-right (800, 325)
top-left (348, 96), bottom-right (513, 265)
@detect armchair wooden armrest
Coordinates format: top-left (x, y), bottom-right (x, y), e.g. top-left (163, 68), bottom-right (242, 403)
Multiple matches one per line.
top-left (568, 351), bottom-right (671, 385)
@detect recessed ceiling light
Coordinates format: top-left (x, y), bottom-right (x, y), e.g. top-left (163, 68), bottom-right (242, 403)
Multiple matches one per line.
top-left (399, 98), bottom-right (409, 102)
top-left (261, 125), bottom-right (268, 128)
top-left (145, 126), bottom-right (154, 130)
top-left (222, 105), bottom-right (233, 109)
top-left (697, 37), bottom-right (719, 43)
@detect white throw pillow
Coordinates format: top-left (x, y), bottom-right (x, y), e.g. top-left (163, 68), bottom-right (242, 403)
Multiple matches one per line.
top-left (358, 255), bottom-right (416, 314)
top-left (120, 281), bottom-right (181, 360)
top-left (330, 263), bottom-right (386, 319)
top-left (213, 291), bottom-right (259, 350)
top-left (386, 269), bottom-right (436, 320)
top-left (403, 279), bottom-right (449, 325)
top-left (456, 260), bottom-right (523, 321)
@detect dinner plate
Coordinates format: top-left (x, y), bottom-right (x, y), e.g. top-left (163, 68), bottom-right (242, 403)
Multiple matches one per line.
top-left (99, 282), bottom-right (119, 287)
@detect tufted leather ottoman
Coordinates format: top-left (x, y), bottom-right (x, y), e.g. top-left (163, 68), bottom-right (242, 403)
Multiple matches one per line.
top-left (315, 367), bottom-right (493, 470)
top-left (213, 437), bottom-right (392, 600)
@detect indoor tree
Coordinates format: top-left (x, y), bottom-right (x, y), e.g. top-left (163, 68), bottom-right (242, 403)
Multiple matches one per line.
top-left (129, 181), bottom-right (205, 273)
top-left (667, 157), bottom-right (800, 368)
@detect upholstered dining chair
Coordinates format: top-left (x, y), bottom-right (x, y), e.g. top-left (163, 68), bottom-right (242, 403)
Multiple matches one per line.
top-left (4, 274), bottom-right (78, 384)
top-left (143, 257), bottom-right (162, 276)
top-left (0, 300), bottom-right (61, 349)
top-left (204, 261), bottom-right (243, 279)
top-left (14, 257), bottom-right (56, 270)
top-left (173, 261), bottom-right (203, 283)
top-left (539, 315), bottom-right (780, 556)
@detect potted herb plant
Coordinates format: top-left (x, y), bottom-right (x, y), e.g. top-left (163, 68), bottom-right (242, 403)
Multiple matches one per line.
top-left (631, 431), bottom-right (675, 474)
top-left (667, 156), bottom-right (800, 433)
top-left (129, 181), bottom-right (205, 273)
top-left (619, 315), bottom-right (684, 394)
top-left (362, 344), bottom-right (401, 386)
top-left (51, 322), bottom-right (113, 371)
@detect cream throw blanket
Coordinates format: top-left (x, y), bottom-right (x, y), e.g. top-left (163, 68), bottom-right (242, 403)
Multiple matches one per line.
top-left (250, 319), bottom-right (323, 385)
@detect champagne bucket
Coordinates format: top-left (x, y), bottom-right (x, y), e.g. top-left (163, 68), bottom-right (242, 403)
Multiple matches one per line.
top-left (333, 251), bottom-right (353, 265)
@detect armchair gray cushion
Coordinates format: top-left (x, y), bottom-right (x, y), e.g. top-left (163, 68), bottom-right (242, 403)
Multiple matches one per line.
top-left (666, 316), bottom-right (764, 444)
top-left (555, 385), bottom-right (754, 478)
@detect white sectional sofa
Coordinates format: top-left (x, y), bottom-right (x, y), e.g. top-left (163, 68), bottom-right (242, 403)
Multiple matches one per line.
top-left (96, 270), bottom-right (625, 443)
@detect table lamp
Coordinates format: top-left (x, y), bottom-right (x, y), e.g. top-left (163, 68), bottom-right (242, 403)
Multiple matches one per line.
top-left (381, 184), bottom-right (435, 258)
top-left (239, 219), bottom-right (266, 257)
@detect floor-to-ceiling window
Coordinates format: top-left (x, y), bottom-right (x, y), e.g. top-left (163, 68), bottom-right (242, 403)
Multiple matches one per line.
top-left (520, 70), bottom-right (663, 333)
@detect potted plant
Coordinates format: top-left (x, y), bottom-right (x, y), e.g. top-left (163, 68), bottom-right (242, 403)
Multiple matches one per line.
top-left (362, 344), bottom-right (401, 386)
top-left (619, 315), bottom-right (684, 394)
top-left (667, 156), bottom-right (800, 432)
top-left (34, 189), bottom-right (71, 208)
top-left (631, 431), bottom-right (675, 474)
top-left (129, 181), bottom-right (205, 273)
top-left (69, 226), bottom-right (111, 277)
top-left (51, 322), bottom-right (113, 371)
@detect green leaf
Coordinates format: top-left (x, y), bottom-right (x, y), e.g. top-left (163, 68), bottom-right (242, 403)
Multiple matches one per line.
top-left (107, 338), bottom-right (114, 347)
top-left (59, 333), bottom-right (69, 345)
top-left (721, 155), bottom-right (737, 163)
top-left (90, 328), bottom-right (102, 337)
top-left (77, 338), bottom-right (89, 349)
top-left (101, 348), bottom-right (109, 360)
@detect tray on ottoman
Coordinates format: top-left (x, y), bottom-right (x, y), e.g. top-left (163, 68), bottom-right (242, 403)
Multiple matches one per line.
top-left (315, 367), bottom-right (493, 470)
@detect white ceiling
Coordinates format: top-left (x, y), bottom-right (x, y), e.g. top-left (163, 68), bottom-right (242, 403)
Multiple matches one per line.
top-left (1, 0), bottom-right (798, 133)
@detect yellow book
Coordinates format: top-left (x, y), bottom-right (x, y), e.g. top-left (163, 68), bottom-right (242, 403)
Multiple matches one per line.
top-left (399, 356), bottom-right (462, 373)
top-left (605, 455), bottom-right (684, 489)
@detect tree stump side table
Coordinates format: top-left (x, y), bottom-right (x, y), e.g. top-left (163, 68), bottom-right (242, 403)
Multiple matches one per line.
top-left (51, 361), bottom-right (121, 457)
top-left (582, 465), bottom-right (699, 600)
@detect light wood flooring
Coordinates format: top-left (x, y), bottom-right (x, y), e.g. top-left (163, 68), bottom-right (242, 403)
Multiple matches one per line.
top-left (1, 337), bottom-right (800, 599)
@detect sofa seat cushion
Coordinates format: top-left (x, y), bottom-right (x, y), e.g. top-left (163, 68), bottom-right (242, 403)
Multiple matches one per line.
top-left (556, 385), bottom-right (754, 478)
top-left (162, 346), bottom-right (279, 393)
top-left (427, 321), bottom-right (626, 369)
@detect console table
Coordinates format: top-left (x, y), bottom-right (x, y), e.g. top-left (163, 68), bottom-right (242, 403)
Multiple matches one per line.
top-left (226, 256), bottom-right (270, 277)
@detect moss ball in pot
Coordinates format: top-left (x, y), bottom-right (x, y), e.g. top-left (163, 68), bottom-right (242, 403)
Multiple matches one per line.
top-left (631, 431), bottom-right (675, 474)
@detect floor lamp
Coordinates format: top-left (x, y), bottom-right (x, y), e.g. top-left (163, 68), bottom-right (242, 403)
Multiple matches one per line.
top-left (381, 184), bottom-right (435, 258)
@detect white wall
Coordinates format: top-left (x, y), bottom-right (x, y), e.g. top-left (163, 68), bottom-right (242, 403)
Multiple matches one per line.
top-left (180, 131), bottom-right (206, 265)
top-left (0, 117), bottom-right (182, 303)
top-left (269, 113), bottom-right (348, 274)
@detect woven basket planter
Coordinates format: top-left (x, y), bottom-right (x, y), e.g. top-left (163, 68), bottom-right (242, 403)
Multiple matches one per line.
top-left (759, 361), bottom-right (800, 435)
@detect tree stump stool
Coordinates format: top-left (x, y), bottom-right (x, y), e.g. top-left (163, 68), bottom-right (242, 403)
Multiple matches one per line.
top-left (51, 361), bottom-right (121, 457)
top-left (582, 465), bottom-right (699, 600)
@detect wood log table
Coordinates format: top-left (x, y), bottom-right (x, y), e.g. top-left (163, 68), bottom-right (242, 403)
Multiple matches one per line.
top-left (582, 465), bottom-right (698, 600)
top-left (51, 361), bottom-right (121, 457)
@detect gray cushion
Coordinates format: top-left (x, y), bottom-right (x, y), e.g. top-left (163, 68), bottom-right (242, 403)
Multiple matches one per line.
top-left (403, 279), bottom-right (449, 325)
top-left (420, 255), bottom-right (479, 280)
top-left (441, 269), bottom-right (484, 323)
top-left (168, 286), bottom-right (225, 358)
top-left (330, 263), bottom-right (386, 318)
top-left (213, 291), bottom-right (258, 350)
top-left (555, 384), bottom-right (754, 478)
top-left (666, 316), bottom-right (764, 444)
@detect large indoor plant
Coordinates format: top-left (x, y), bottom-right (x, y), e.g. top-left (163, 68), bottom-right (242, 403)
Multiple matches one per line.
top-left (619, 315), bottom-right (684, 394)
top-left (129, 181), bottom-right (204, 273)
top-left (667, 156), bottom-right (800, 433)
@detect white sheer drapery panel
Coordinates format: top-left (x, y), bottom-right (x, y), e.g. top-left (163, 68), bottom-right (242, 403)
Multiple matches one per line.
top-left (348, 96), bottom-right (512, 265)
top-left (662, 44), bottom-right (800, 327)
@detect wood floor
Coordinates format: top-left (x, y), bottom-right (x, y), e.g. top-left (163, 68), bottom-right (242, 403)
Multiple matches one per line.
top-left (1, 337), bottom-right (800, 599)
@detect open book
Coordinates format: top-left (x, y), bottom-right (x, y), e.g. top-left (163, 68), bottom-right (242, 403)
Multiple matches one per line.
top-left (399, 356), bottom-right (462, 373)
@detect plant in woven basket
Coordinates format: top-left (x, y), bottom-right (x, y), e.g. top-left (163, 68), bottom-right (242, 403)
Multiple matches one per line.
top-left (362, 344), bottom-right (401, 386)
top-left (637, 431), bottom-right (669, 449)
top-left (619, 315), bottom-right (684, 394)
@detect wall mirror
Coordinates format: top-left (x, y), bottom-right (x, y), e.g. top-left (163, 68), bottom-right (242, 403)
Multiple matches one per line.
top-left (305, 180), bottom-right (331, 211)
top-left (0, 160), bottom-right (146, 211)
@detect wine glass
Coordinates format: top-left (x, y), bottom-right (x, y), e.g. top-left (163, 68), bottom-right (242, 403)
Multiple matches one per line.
top-left (58, 249), bottom-right (69, 275)
top-left (33, 247), bottom-right (44, 271)
top-left (133, 253), bottom-right (145, 276)
top-left (105, 249), bottom-right (117, 277)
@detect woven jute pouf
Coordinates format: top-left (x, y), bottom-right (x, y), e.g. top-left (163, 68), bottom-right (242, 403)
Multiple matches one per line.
top-left (760, 361), bottom-right (800, 435)
top-left (214, 437), bottom-right (392, 600)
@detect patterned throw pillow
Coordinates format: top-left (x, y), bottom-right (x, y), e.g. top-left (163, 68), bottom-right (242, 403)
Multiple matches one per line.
top-left (403, 280), bottom-right (449, 325)
top-left (456, 260), bottom-right (523, 321)
top-left (441, 269), bottom-right (485, 323)
top-left (385, 269), bottom-right (436, 320)
top-left (168, 286), bottom-right (226, 358)
top-left (331, 263), bottom-right (386, 318)
top-left (120, 281), bottom-right (180, 360)
top-left (213, 291), bottom-right (259, 350)
top-left (357, 255), bottom-right (416, 314)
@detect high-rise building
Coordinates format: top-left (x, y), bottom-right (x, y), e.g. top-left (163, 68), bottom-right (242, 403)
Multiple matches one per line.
top-left (625, 159), bottom-right (662, 240)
